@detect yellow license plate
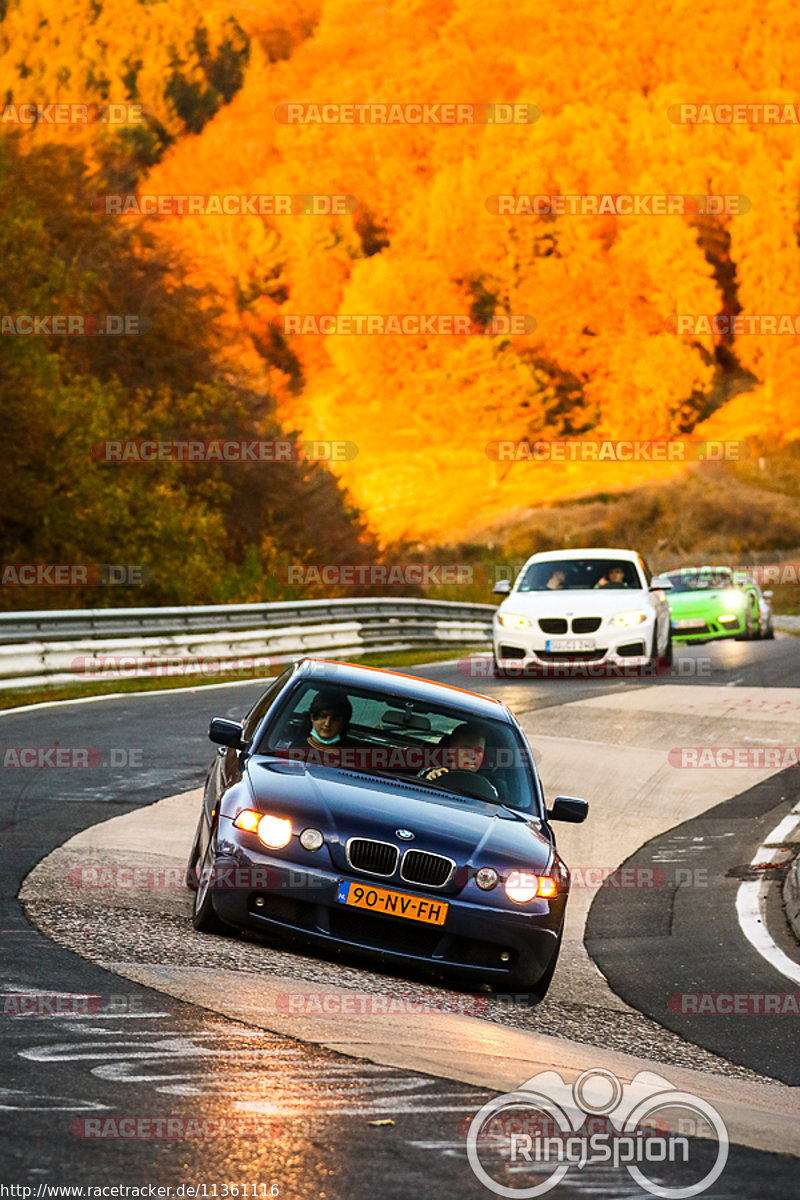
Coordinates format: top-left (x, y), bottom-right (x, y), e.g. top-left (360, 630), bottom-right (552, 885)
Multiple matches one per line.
top-left (336, 880), bottom-right (448, 925)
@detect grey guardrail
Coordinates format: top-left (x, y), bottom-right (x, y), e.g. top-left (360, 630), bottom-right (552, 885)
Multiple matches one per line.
top-left (0, 598), bottom-right (495, 689)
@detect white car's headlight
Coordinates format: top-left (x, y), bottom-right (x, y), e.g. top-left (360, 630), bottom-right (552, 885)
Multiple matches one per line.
top-left (497, 612), bottom-right (530, 630)
top-left (612, 610), bottom-right (648, 627)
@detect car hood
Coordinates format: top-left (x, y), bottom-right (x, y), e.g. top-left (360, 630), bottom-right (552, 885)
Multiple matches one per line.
top-left (667, 589), bottom-right (742, 614)
top-left (499, 589), bottom-right (651, 616)
top-left (243, 757), bottom-right (553, 878)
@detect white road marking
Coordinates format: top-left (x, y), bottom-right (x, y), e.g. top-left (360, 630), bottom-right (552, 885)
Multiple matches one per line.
top-left (735, 803), bottom-right (800, 986)
top-left (0, 676), bottom-right (273, 717)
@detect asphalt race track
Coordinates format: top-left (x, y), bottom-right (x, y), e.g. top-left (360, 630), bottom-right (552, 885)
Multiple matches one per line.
top-left (1, 635), bottom-right (799, 1197)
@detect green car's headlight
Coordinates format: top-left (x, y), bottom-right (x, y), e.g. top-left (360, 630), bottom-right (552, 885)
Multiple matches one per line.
top-left (612, 610), bottom-right (648, 627)
top-left (721, 589), bottom-right (745, 608)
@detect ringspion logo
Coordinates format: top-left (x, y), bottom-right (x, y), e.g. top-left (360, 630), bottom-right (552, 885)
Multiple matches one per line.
top-left (466, 1068), bottom-right (728, 1197)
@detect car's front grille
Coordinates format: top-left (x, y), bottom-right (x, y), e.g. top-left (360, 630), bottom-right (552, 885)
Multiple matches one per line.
top-left (535, 650), bottom-right (606, 662)
top-left (539, 618), bottom-right (568, 634)
top-left (346, 838), bottom-right (399, 877)
top-left (571, 617), bottom-right (601, 634)
top-left (401, 849), bottom-right (454, 888)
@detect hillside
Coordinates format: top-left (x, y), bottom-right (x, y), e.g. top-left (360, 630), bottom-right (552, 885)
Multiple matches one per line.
top-left (1, 0), bottom-right (799, 593)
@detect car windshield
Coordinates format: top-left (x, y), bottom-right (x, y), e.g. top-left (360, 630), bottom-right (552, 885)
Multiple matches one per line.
top-left (665, 568), bottom-right (734, 592)
top-left (256, 680), bottom-right (541, 813)
top-left (517, 558), bottom-right (641, 592)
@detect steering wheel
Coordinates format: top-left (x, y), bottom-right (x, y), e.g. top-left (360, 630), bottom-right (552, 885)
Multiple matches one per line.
top-left (435, 769), bottom-right (500, 803)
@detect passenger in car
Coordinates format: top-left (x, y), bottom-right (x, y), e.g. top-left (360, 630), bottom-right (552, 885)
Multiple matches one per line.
top-left (295, 690), bottom-right (354, 753)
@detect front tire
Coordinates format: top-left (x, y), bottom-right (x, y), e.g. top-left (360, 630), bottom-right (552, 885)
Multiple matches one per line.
top-left (735, 611), bottom-right (753, 641)
top-left (523, 930), bottom-right (563, 1005)
top-left (192, 829), bottom-right (227, 934)
top-left (185, 809), bottom-right (205, 891)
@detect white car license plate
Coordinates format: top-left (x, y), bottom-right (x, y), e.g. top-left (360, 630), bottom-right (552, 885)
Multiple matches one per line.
top-left (674, 619), bottom-right (705, 630)
top-left (545, 638), bottom-right (596, 651)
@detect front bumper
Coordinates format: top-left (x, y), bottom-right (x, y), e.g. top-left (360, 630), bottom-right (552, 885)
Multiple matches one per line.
top-left (209, 848), bottom-right (564, 989)
top-left (493, 614), bottom-right (656, 675)
top-left (670, 612), bottom-right (746, 642)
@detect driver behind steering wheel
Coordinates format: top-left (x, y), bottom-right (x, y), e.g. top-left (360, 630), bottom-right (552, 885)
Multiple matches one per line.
top-left (420, 723), bottom-right (486, 781)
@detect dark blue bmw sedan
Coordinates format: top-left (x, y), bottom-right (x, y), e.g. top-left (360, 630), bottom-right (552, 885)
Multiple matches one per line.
top-left (186, 658), bottom-right (588, 1001)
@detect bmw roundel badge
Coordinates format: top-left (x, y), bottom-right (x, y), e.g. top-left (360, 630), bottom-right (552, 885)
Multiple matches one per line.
top-left (396, 829), bottom-right (414, 840)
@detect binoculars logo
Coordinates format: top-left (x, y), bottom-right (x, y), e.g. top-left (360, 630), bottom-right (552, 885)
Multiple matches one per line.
top-left (465, 1067), bottom-right (729, 1198)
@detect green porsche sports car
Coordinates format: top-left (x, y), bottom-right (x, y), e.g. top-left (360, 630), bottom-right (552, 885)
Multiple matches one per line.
top-left (662, 566), bottom-right (765, 642)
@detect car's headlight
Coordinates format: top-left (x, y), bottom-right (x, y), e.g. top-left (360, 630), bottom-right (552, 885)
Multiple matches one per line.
top-left (233, 809), bottom-right (261, 833)
top-left (299, 827), bottom-right (324, 851)
top-left (497, 612), bottom-right (529, 629)
top-left (504, 870), bottom-right (558, 903)
top-left (612, 610), bottom-right (648, 627)
top-left (475, 867), bottom-right (499, 890)
top-left (721, 589), bottom-right (745, 608)
top-left (234, 809), bottom-right (292, 849)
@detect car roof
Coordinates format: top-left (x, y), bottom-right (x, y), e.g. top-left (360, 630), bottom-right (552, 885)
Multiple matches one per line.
top-left (664, 565), bottom-right (734, 574)
top-left (293, 658), bottom-right (511, 721)
top-left (522, 547), bottom-right (642, 563)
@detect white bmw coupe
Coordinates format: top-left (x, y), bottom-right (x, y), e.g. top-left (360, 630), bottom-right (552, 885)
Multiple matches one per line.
top-left (492, 548), bottom-right (673, 676)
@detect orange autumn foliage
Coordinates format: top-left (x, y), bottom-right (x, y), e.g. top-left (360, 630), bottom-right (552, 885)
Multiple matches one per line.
top-left (7, 0), bottom-right (800, 541)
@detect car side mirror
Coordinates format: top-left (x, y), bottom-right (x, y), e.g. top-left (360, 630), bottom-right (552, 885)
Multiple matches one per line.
top-left (764, 590), bottom-right (773, 600)
top-left (209, 717), bottom-right (246, 749)
top-left (548, 796), bottom-right (589, 823)
top-left (649, 576), bottom-right (673, 591)
top-left (493, 579), bottom-right (512, 596)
